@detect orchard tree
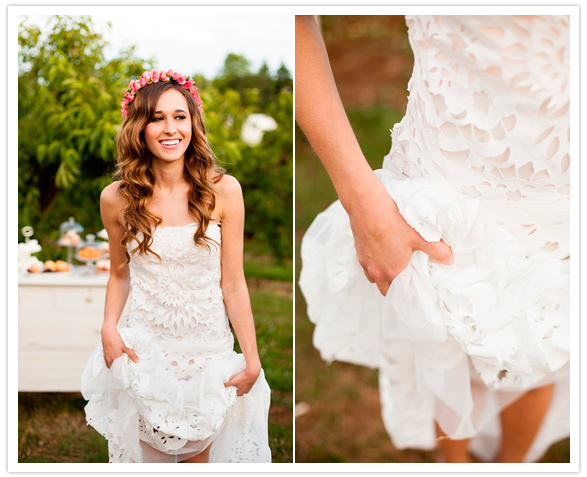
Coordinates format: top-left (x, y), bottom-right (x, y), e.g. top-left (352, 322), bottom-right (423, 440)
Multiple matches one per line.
top-left (205, 59), bottom-right (294, 257)
top-left (232, 89), bottom-right (293, 259)
top-left (18, 16), bottom-right (149, 238)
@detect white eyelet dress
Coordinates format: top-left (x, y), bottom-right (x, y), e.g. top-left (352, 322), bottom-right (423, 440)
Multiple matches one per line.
top-left (82, 222), bottom-right (272, 463)
top-left (299, 15), bottom-right (570, 463)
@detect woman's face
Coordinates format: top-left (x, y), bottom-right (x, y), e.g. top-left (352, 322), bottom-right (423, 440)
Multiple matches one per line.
top-left (144, 88), bottom-right (192, 163)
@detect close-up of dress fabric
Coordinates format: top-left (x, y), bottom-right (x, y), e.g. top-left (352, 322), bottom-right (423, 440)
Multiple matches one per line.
top-left (299, 15), bottom-right (570, 463)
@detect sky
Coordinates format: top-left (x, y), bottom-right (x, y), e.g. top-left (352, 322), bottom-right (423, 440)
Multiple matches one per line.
top-left (22, 11), bottom-right (294, 79)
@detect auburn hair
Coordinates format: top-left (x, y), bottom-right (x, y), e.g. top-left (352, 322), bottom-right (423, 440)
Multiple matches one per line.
top-left (113, 80), bottom-right (224, 264)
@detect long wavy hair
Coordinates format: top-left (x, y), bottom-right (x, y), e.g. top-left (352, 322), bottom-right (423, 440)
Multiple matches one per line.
top-left (113, 80), bottom-right (224, 264)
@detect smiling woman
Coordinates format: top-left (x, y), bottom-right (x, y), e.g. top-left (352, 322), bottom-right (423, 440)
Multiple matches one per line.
top-left (80, 69), bottom-right (272, 463)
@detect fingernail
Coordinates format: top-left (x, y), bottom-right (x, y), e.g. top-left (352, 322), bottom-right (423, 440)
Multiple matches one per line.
top-left (447, 255), bottom-right (455, 265)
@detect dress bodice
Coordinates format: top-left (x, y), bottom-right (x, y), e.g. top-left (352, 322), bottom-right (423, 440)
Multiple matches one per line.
top-left (384, 15), bottom-right (570, 258)
top-left (127, 222), bottom-right (233, 378)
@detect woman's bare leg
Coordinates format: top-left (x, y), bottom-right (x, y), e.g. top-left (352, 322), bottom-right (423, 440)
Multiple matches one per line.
top-left (435, 423), bottom-right (471, 463)
top-left (497, 383), bottom-right (554, 463)
top-left (180, 444), bottom-right (212, 463)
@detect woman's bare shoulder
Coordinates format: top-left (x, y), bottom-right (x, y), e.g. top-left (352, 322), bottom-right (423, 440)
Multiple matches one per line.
top-left (215, 173), bottom-right (242, 194)
top-left (100, 181), bottom-right (127, 222)
top-left (101, 181), bottom-right (125, 205)
top-left (214, 175), bottom-right (243, 220)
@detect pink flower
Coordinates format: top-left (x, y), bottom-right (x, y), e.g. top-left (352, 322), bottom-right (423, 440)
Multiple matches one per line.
top-left (120, 70), bottom-right (204, 119)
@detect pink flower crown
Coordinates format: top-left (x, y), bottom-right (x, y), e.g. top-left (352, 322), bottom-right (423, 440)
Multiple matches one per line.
top-left (121, 69), bottom-right (203, 119)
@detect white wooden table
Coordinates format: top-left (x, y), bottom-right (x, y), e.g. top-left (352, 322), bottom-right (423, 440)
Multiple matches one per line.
top-left (18, 269), bottom-right (128, 392)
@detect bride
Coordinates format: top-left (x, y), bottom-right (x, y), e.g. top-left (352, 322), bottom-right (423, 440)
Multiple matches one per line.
top-left (82, 69), bottom-right (271, 463)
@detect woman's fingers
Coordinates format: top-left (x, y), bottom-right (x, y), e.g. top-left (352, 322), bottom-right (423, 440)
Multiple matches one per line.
top-left (415, 238), bottom-right (454, 265)
top-left (104, 348), bottom-right (139, 369)
top-left (364, 266), bottom-right (393, 295)
top-left (360, 235), bottom-right (454, 296)
top-left (224, 376), bottom-right (238, 388)
top-left (370, 270), bottom-right (392, 296)
top-left (124, 347), bottom-right (139, 363)
top-left (224, 370), bottom-right (244, 390)
top-left (363, 268), bottom-right (375, 283)
top-left (376, 280), bottom-right (392, 296)
top-left (224, 371), bottom-right (254, 396)
top-left (225, 379), bottom-right (245, 395)
top-left (103, 352), bottom-right (120, 369)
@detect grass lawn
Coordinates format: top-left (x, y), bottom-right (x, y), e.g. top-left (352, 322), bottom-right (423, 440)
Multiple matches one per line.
top-left (18, 252), bottom-right (293, 463)
top-left (294, 106), bottom-right (571, 464)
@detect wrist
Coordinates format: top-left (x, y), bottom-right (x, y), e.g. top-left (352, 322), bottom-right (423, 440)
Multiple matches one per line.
top-left (331, 159), bottom-right (375, 207)
top-left (101, 323), bottom-right (118, 336)
top-left (245, 356), bottom-right (262, 373)
top-left (339, 172), bottom-right (393, 216)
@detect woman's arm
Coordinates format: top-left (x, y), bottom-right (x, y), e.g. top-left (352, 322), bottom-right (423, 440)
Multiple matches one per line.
top-left (295, 15), bottom-right (454, 295)
top-left (217, 175), bottom-right (262, 396)
top-left (100, 181), bottom-right (138, 368)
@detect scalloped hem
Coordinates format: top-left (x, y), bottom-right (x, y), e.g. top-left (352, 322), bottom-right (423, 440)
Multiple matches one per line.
top-left (81, 327), bottom-right (271, 463)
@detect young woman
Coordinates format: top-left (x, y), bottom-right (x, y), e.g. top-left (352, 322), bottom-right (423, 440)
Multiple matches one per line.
top-left (82, 70), bottom-right (271, 463)
top-left (297, 15), bottom-right (570, 463)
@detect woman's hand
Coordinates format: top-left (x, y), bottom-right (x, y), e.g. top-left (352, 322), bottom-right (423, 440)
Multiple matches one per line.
top-left (101, 326), bottom-right (139, 369)
top-left (224, 362), bottom-right (262, 396)
top-left (348, 181), bottom-right (454, 296)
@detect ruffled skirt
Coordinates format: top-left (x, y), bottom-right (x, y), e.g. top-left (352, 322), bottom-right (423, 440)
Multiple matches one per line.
top-left (81, 327), bottom-right (271, 463)
top-left (299, 169), bottom-right (569, 462)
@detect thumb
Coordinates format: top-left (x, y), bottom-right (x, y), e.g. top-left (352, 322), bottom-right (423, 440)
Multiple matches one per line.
top-left (224, 371), bottom-right (243, 387)
top-left (124, 347), bottom-right (139, 363)
top-left (417, 238), bottom-right (454, 265)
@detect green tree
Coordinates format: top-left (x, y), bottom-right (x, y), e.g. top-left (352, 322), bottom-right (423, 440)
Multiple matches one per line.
top-left (207, 57), bottom-right (293, 257)
top-left (18, 16), bottom-right (149, 241)
top-left (222, 53), bottom-right (252, 78)
top-left (275, 64), bottom-right (293, 93)
top-left (201, 85), bottom-right (255, 170)
top-left (214, 55), bottom-right (292, 110)
top-left (231, 90), bottom-right (293, 259)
